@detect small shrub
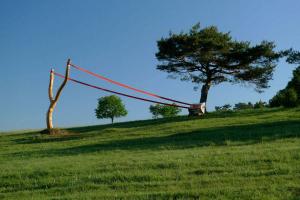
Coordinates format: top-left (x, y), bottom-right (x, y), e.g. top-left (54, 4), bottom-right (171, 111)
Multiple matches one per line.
top-left (234, 102), bottom-right (254, 110)
top-left (254, 100), bottom-right (268, 109)
top-left (149, 104), bottom-right (181, 118)
top-left (215, 104), bottom-right (232, 112)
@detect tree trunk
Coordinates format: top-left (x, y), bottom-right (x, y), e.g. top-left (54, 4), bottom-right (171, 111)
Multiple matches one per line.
top-left (46, 102), bottom-right (56, 130)
top-left (200, 82), bottom-right (211, 104)
top-left (46, 59), bottom-right (71, 133)
top-left (189, 82), bottom-right (211, 116)
top-left (111, 117), bottom-right (114, 124)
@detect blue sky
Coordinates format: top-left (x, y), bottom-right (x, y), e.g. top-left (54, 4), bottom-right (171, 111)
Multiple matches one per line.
top-left (0, 0), bottom-right (299, 131)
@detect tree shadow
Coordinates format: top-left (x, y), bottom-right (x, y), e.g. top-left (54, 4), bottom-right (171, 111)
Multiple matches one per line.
top-left (12, 107), bottom-right (292, 145)
top-left (68, 107), bottom-right (287, 131)
top-left (12, 115), bottom-right (215, 144)
top-left (68, 115), bottom-right (199, 132)
top-left (13, 133), bottom-right (83, 144)
top-left (9, 119), bottom-right (300, 158)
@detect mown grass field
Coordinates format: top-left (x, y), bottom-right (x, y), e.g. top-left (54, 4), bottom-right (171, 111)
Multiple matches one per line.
top-left (0, 108), bottom-right (300, 200)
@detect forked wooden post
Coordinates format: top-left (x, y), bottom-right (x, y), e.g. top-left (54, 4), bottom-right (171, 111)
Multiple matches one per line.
top-left (46, 59), bottom-right (71, 132)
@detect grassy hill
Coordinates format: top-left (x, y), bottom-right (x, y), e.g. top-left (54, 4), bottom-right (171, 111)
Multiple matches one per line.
top-left (0, 108), bottom-right (300, 200)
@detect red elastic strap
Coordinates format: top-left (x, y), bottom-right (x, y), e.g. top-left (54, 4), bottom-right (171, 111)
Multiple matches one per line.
top-left (70, 63), bottom-right (191, 106)
top-left (54, 72), bottom-right (190, 109)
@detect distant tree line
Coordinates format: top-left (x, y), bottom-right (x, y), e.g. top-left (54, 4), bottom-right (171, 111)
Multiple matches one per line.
top-left (215, 100), bottom-right (268, 112)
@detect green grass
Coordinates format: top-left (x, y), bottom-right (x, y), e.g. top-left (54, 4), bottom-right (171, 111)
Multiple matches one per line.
top-left (1, 107), bottom-right (300, 200)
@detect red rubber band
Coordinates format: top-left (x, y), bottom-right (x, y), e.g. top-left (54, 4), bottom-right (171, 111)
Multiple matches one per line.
top-left (70, 63), bottom-right (191, 106)
top-left (54, 72), bottom-right (189, 109)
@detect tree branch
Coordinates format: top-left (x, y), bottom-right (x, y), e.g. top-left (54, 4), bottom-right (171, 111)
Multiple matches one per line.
top-left (48, 69), bottom-right (54, 102)
top-left (54, 59), bottom-right (71, 102)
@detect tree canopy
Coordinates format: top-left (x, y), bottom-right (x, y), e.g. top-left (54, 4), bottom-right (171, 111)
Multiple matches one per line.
top-left (156, 23), bottom-right (281, 105)
top-left (95, 95), bottom-right (128, 123)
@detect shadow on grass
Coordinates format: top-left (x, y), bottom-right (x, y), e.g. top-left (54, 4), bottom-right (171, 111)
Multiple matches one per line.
top-left (9, 119), bottom-right (300, 158)
top-left (69, 107), bottom-right (286, 131)
top-left (13, 133), bottom-right (83, 144)
top-left (12, 115), bottom-right (206, 144)
top-left (14, 107), bottom-right (288, 145)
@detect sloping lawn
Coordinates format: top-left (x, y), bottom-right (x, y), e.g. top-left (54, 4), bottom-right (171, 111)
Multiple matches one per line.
top-left (0, 108), bottom-right (300, 199)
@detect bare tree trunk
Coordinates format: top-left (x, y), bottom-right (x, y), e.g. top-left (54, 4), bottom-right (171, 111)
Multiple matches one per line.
top-left (111, 117), bottom-right (114, 124)
top-left (199, 82), bottom-right (211, 104)
top-left (46, 102), bottom-right (56, 129)
top-left (46, 59), bottom-right (71, 132)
